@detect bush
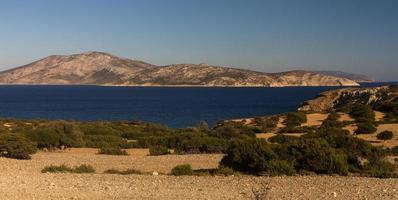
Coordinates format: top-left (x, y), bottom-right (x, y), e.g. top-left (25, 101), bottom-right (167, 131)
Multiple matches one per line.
top-left (355, 122), bottom-right (377, 134)
top-left (221, 139), bottom-right (295, 175)
top-left (149, 145), bottom-right (170, 156)
top-left (171, 164), bottom-right (193, 176)
top-left (327, 112), bottom-right (340, 121)
top-left (174, 137), bottom-right (228, 154)
top-left (289, 138), bottom-right (349, 175)
top-left (98, 146), bottom-right (128, 155)
top-left (215, 167), bottom-right (235, 176)
top-left (321, 120), bottom-right (344, 129)
top-left (253, 117), bottom-right (278, 131)
top-left (104, 168), bottom-right (142, 175)
top-left (72, 164), bottom-right (96, 173)
top-left (214, 122), bottom-right (257, 138)
top-left (0, 134), bottom-right (37, 159)
top-left (376, 131), bottom-right (394, 140)
top-left (42, 164), bottom-right (95, 173)
top-left (192, 167), bottom-right (235, 176)
top-left (25, 128), bottom-right (61, 148)
top-left (278, 126), bottom-right (315, 134)
top-left (362, 160), bottom-right (396, 178)
top-left (41, 164), bottom-right (72, 173)
top-left (84, 135), bottom-right (128, 148)
top-left (268, 134), bottom-right (298, 144)
top-left (391, 146), bottom-right (398, 156)
top-left (350, 104), bottom-right (375, 122)
top-left (284, 112), bottom-right (307, 127)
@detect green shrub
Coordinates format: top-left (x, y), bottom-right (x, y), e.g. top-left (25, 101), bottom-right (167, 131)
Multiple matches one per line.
top-left (220, 139), bottom-right (295, 175)
top-left (355, 122), bottom-right (377, 134)
top-left (284, 112), bottom-right (307, 127)
top-left (259, 159), bottom-right (296, 176)
top-left (253, 117), bottom-right (278, 131)
top-left (391, 146), bottom-right (398, 156)
top-left (41, 164), bottom-right (95, 173)
top-left (278, 126), bottom-right (315, 134)
top-left (98, 146), bottom-right (128, 155)
top-left (41, 164), bottom-right (72, 173)
top-left (84, 135), bottom-right (128, 148)
top-left (290, 138), bottom-right (349, 175)
top-left (104, 168), bottom-right (142, 175)
top-left (350, 104), bottom-right (375, 122)
top-left (149, 145), bottom-right (170, 156)
top-left (215, 166), bottom-right (235, 176)
top-left (376, 131), bottom-right (394, 140)
top-left (362, 160), bottom-right (396, 178)
top-left (0, 134), bottom-right (37, 159)
top-left (72, 164), bottom-right (96, 173)
top-left (46, 121), bottom-right (85, 147)
top-left (268, 134), bottom-right (298, 144)
top-left (320, 120), bottom-right (344, 129)
top-left (171, 164), bottom-right (193, 176)
top-left (214, 122), bottom-right (257, 138)
top-left (25, 128), bottom-right (61, 148)
top-left (192, 167), bottom-right (235, 176)
top-left (327, 112), bottom-right (340, 121)
top-left (174, 137), bottom-right (228, 154)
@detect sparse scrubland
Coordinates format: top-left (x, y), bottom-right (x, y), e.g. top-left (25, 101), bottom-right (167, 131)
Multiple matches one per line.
top-left (0, 85), bottom-right (398, 199)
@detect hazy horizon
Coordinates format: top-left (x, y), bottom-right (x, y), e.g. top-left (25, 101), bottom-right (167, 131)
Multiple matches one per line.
top-left (1, 0), bottom-right (397, 81)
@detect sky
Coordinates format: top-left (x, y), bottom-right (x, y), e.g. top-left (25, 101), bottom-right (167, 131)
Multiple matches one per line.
top-left (0, 0), bottom-right (397, 81)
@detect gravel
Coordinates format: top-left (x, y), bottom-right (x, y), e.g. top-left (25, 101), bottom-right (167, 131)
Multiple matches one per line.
top-left (0, 149), bottom-right (397, 200)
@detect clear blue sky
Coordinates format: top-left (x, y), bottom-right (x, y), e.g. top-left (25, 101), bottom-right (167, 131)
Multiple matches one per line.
top-left (0, 0), bottom-right (397, 81)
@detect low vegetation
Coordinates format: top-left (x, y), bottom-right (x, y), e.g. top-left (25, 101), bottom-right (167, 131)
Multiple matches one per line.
top-left (377, 131), bottom-right (394, 140)
top-left (98, 146), bottom-right (128, 155)
top-left (221, 111), bottom-right (397, 178)
top-left (171, 164), bottom-right (193, 176)
top-left (42, 164), bottom-right (95, 173)
top-left (149, 145), bottom-right (170, 156)
top-left (283, 112), bottom-right (307, 127)
top-left (104, 168), bottom-right (142, 175)
top-left (1, 88), bottom-right (398, 179)
top-left (0, 134), bottom-right (37, 159)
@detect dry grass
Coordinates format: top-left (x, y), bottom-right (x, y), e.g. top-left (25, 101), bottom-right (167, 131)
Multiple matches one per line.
top-left (375, 111), bottom-right (386, 121)
top-left (302, 113), bottom-right (329, 127)
top-left (357, 124), bottom-right (398, 148)
top-left (34, 148), bottom-right (222, 174)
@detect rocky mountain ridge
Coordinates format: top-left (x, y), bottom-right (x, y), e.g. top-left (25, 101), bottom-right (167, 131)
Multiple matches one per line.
top-left (0, 51), bottom-right (360, 87)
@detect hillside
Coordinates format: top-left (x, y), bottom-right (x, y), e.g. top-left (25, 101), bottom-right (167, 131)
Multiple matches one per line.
top-left (0, 52), bottom-right (360, 87)
top-left (298, 85), bottom-right (398, 112)
top-left (316, 70), bottom-right (375, 82)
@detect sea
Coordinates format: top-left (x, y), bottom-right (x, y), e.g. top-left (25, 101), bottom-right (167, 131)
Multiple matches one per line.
top-left (0, 82), bottom-right (394, 128)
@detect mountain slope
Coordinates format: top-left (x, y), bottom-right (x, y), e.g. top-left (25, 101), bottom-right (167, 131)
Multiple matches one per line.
top-left (0, 52), bottom-right (360, 87)
top-left (0, 52), bottom-right (155, 85)
top-left (315, 70), bottom-right (375, 82)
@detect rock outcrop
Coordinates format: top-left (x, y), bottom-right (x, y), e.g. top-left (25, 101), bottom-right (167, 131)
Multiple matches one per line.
top-left (298, 85), bottom-right (398, 112)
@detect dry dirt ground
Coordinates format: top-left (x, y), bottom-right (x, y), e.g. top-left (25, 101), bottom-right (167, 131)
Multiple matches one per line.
top-left (256, 112), bottom-right (398, 148)
top-left (1, 149), bottom-right (398, 200)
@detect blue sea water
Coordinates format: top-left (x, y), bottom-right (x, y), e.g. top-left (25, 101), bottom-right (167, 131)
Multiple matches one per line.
top-left (0, 83), bottom-right (393, 127)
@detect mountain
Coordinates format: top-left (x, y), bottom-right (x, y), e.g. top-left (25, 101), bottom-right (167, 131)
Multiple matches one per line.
top-left (315, 70), bottom-right (375, 82)
top-left (0, 52), bottom-right (360, 87)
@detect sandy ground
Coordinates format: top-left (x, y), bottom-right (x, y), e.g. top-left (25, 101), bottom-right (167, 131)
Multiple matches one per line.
top-left (1, 150), bottom-right (398, 200)
top-left (303, 113), bottom-right (329, 127)
top-left (33, 148), bottom-right (222, 174)
top-left (375, 111), bottom-right (386, 122)
top-left (357, 124), bottom-right (398, 148)
top-left (338, 112), bottom-right (355, 122)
